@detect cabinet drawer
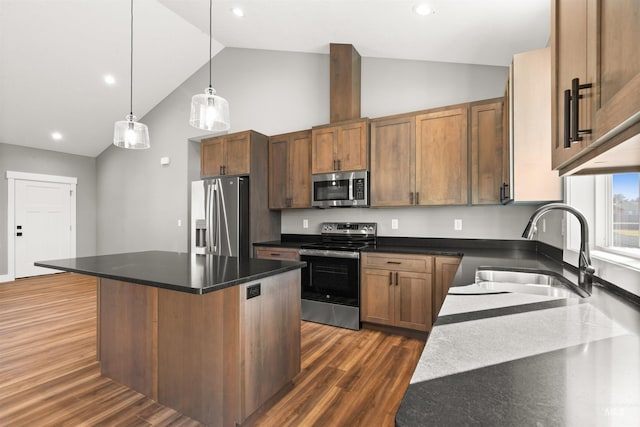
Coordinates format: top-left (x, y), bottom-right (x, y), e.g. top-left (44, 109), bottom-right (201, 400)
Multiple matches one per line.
top-left (255, 247), bottom-right (300, 261)
top-left (362, 253), bottom-right (432, 273)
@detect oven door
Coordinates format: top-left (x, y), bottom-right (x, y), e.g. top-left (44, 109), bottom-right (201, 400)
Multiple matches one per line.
top-left (299, 251), bottom-right (360, 307)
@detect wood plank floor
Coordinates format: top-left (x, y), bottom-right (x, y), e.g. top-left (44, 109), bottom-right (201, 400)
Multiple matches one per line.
top-left (0, 273), bottom-right (425, 427)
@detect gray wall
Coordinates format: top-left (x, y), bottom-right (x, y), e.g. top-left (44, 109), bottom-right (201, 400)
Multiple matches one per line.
top-left (0, 143), bottom-right (97, 275)
top-left (96, 46), bottom-right (561, 256)
top-left (97, 48), bottom-right (329, 255)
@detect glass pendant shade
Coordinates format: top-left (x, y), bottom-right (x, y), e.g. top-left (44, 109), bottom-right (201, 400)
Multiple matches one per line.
top-left (113, 114), bottom-right (150, 149)
top-left (190, 87), bottom-right (230, 131)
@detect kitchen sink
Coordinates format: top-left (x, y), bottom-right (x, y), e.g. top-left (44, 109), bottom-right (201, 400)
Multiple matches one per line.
top-left (475, 269), bottom-right (589, 298)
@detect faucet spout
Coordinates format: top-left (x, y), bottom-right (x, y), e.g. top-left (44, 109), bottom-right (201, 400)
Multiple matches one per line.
top-left (522, 203), bottom-right (594, 294)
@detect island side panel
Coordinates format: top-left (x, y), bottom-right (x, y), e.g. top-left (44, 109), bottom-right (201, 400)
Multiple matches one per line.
top-left (157, 285), bottom-right (240, 427)
top-left (98, 278), bottom-right (159, 399)
top-left (239, 269), bottom-right (302, 421)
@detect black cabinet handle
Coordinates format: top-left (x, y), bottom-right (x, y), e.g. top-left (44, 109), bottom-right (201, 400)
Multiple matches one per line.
top-left (389, 272), bottom-right (393, 286)
top-left (338, 160), bottom-right (341, 171)
top-left (409, 192), bottom-right (414, 205)
top-left (564, 89), bottom-right (572, 148)
top-left (220, 165), bottom-right (224, 175)
top-left (415, 192), bottom-right (420, 205)
top-left (395, 272), bottom-right (399, 286)
top-left (386, 261), bottom-right (402, 265)
top-left (565, 78), bottom-right (593, 149)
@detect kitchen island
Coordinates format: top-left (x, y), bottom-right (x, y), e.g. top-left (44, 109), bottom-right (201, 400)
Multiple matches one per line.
top-left (36, 251), bottom-right (306, 427)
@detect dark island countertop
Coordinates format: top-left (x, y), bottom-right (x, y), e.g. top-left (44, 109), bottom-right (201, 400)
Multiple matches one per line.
top-left (36, 250), bottom-right (306, 294)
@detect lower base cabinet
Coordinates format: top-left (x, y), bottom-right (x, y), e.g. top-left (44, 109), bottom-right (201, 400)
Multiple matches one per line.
top-left (361, 253), bottom-right (433, 332)
top-left (433, 256), bottom-right (462, 323)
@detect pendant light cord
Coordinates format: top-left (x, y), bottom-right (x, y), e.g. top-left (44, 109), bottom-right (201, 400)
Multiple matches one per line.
top-left (208, 0), bottom-right (212, 89)
top-left (130, 0), bottom-right (134, 115)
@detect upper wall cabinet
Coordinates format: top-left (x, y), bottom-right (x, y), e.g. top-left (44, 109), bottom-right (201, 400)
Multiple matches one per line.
top-left (507, 48), bottom-right (562, 203)
top-left (470, 99), bottom-right (505, 205)
top-left (200, 130), bottom-right (268, 178)
top-left (552, 0), bottom-right (640, 175)
top-left (370, 105), bottom-right (469, 207)
top-left (268, 130), bottom-right (312, 209)
top-left (416, 106), bottom-right (469, 205)
top-left (370, 115), bottom-right (416, 206)
top-left (311, 118), bottom-right (369, 174)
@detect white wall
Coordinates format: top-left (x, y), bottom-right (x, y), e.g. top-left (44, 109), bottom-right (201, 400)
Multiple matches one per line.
top-left (0, 143), bottom-right (97, 275)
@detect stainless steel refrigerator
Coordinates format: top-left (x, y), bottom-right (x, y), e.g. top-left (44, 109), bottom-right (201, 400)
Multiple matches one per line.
top-left (191, 177), bottom-right (249, 257)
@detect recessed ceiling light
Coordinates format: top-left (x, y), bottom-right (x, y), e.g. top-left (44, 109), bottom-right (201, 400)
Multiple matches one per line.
top-left (231, 7), bottom-right (244, 17)
top-left (413, 4), bottom-right (434, 16)
top-left (104, 74), bottom-right (116, 85)
top-left (51, 132), bottom-right (63, 141)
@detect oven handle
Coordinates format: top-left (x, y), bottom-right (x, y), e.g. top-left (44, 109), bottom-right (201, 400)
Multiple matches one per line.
top-left (299, 249), bottom-right (360, 259)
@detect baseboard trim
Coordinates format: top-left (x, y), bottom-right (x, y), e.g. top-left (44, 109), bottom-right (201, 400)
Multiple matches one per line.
top-left (0, 274), bottom-right (15, 283)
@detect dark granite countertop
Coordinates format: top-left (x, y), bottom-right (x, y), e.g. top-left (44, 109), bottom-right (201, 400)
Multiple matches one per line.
top-left (36, 251), bottom-right (306, 295)
top-left (395, 266), bottom-right (640, 426)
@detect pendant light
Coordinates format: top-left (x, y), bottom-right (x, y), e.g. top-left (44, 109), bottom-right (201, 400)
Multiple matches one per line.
top-left (113, 0), bottom-right (150, 149)
top-left (189, 0), bottom-right (230, 131)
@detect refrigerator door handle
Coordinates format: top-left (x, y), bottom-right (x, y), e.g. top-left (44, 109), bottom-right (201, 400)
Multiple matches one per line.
top-left (204, 181), bottom-right (211, 253)
top-left (213, 183), bottom-right (219, 254)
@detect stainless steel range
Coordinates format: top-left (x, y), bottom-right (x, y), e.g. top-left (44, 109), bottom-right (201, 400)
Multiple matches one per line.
top-left (299, 222), bottom-right (377, 330)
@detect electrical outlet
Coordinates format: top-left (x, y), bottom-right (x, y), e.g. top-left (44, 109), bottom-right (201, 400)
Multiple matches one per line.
top-left (177, 219), bottom-right (182, 227)
top-left (454, 219), bottom-right (462, 231)
top-left (391, 219), bottom-right (399, 230)
top-left (303, 219), bottom-right (309, 229)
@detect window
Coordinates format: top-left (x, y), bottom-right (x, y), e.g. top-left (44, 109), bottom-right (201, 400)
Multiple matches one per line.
top-left (566, 173), bottom-right (640, 262)
top-left (608, 173), bottom-right (640, 257)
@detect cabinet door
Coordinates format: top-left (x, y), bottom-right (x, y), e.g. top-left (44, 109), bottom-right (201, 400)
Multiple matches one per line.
top-left (551, 0), bottom-right (592, 169)
top-left (370, 116), bottom-right (415, 207)
top-left (311, 127), bottom-right (338, 173)
top-left (471, 101), bottom-right (504, 205)
top-left (225, 132), bottom-right (251, 175)
top-left (433, 256), bottom-right (461, 323)
top-left (395, 272), bottom-right (432, 332)
top-left (289, 131), bottom-right (312, 208)
top-left (592, 0), bottom-right (640, 142)
top-left (201, 137), bottom-right (225, 178)
top-left (337, 121), bottom-right (368, 171)
top-left (360, 268), bottom-right (395, 326)
top-left (415, 107), bottom-right (469, 205)
top-left (268, 136), bottom-right (289, 209)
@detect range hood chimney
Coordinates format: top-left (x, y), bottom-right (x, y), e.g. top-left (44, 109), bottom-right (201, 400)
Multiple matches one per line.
top-left (330, 43), bottom-right (361, 123)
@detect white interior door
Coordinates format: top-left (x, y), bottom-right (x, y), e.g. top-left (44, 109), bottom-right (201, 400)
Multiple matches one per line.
top-left (14, 179), bottom-right (73, 278)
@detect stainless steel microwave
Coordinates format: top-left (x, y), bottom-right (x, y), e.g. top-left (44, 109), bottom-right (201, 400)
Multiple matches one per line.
top-left (312, 171), bottom-right (369, 208)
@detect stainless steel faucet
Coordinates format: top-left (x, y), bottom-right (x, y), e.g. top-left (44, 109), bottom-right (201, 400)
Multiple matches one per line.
top-left (522, 202), bottom-right (595, 293)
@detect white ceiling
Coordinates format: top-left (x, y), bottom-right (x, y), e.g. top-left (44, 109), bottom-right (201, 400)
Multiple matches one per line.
top-left (0, 0), bottom-right (549, 157)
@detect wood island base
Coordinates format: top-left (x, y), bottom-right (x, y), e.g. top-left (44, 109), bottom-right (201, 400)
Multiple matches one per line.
top-left (97, 270), bottom-right (301, 427)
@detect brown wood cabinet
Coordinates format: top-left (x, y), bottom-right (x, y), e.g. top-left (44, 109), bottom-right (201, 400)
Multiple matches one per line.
top-left (269, 130), bottom-right (312, 209)
top-left (311, 119), bottom-right (369, 173)
top-left (551, 0), bottom-right (593, 169)
top-left (370, 115), bottom-right (415, 206)
top-left (415, 106), bottom-right (469, 205)
top-left (361, 253), bottom-right (433, 332)
top-left (552, 0), bottom-right (640, 174)
top-left (433, 256), bottom-right (461, 323)
top-left (201, 131), bottom-right (252, 177)
top-left (370, 104), bottom-right (470, 207)
top-left (254, 246), bottom-right (300, 261)
top-left (470, 99), bottom-right (505, 205)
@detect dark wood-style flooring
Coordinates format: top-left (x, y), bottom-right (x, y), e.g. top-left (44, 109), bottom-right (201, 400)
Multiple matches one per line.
top-left (0, 273), bottom-right (425, 426)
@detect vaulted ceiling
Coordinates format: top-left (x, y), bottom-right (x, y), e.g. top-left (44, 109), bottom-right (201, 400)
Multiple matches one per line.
top-left (0, 0), bottom-right (549, 157)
